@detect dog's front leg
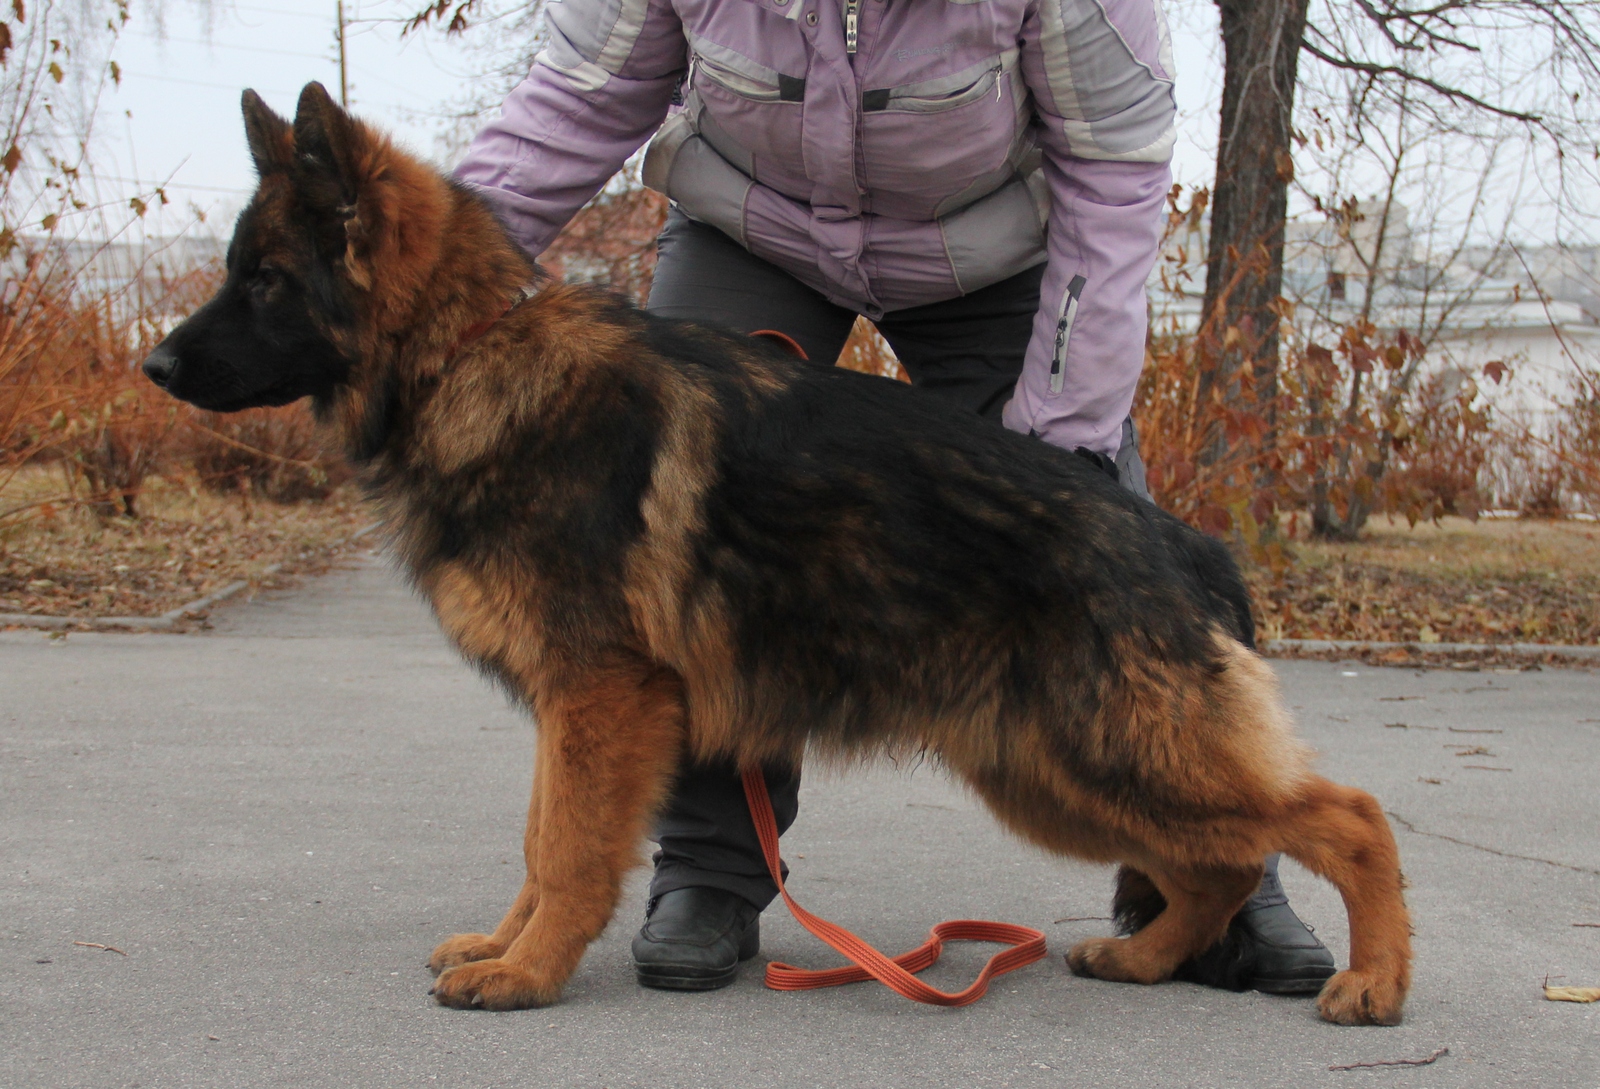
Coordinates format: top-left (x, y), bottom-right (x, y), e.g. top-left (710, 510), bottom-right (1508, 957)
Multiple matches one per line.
top-left (428, 772), bottom-right (545, 974)
top-left (430, 652), bottom-right (686, 1010)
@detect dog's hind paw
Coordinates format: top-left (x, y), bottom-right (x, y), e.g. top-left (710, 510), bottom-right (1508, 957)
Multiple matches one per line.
top-left (430, 959), bottom-right (558, 1011)
top-left (1316, 969), bottom-right (1406, 1026)
top-left (1066, 936), bottom-right (1169, 985)
top-left (428, 933), bottom-right (505, 976)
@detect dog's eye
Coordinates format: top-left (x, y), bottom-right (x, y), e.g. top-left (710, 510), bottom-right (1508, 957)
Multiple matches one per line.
top-left (251, 265), bottom-right (283, 299)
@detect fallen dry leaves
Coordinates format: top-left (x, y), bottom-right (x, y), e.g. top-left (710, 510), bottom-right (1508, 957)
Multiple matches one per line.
top-left (1543, 985), bottom-right (1600, 1003)
top-left (1, 471), bottom-right (370, 620)
top-left (1248, 561), bottom-right (1600, 645)
top-left (1247, 515), bottom-right (1600, 648)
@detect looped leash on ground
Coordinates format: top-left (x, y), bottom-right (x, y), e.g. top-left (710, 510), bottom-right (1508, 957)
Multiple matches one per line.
top-left (741, 766), bottom-right (1048, 1007)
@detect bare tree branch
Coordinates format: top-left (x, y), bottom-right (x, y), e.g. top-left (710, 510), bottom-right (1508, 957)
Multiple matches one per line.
top-left (1301, 36), bottom-right (1545, 125)
top-left (1353, 0), bottom-right (1426, 49)
top-left (1352, 0), bottom-right (1478, 52)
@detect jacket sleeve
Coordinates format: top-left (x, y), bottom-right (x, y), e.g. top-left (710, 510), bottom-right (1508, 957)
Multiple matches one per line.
top-left (453, 0), bottom-right (688, 260)
top-left (1003, 0), bottom-right (1176, 459)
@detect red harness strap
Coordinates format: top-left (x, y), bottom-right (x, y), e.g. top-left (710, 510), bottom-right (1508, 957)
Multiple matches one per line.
top-left (446, 286), bottom-right (537, 363)
top-left (452, 308), bottom-right (510, 354)
top-left (748, 328), bottom-right (809, 360)
top-left (741, 766), bottom-right (1048, 1007)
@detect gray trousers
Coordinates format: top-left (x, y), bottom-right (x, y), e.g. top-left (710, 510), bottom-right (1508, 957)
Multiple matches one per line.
top-left (641, 210), bottom-right (1280, 911)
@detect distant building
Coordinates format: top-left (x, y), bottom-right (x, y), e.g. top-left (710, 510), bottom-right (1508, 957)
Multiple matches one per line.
top-left (1148, 203), bottom-right (1600, 425)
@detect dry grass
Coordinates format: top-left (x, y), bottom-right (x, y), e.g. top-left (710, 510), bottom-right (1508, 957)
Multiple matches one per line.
top-left (0, 466), bottom-right (370, 620)
top-left (1249, 515), bottom-right (1600, 645)
top-left (1297, 515), bottom-right (1600, 579)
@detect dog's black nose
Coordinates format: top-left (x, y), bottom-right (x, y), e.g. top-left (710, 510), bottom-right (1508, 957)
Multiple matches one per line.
top-left (142, 345), bottom-right (177, 388)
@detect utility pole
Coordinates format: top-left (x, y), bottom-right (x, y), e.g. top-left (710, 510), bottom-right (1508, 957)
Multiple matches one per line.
top-left (336, 0), bottom-right (349, 108)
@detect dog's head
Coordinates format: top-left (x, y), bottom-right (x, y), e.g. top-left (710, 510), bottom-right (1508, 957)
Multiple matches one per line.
top-left (143, 82), bottom-right (449, 413)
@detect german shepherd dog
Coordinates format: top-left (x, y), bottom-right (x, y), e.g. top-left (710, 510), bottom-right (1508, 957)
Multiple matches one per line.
top-left (144, 84), bottom-right (1411, 1025)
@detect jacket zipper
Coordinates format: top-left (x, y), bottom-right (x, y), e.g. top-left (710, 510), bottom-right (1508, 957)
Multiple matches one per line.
top-left (1049, 274), bottom-right (1087, 394)
top-left (844, 0), bottom-right (859, 54)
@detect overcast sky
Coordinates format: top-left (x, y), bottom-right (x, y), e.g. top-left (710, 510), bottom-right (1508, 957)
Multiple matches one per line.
top-left (96, 0), bottom-right (1227, 237)
top-left (99, 0), bottom-right (486, 231)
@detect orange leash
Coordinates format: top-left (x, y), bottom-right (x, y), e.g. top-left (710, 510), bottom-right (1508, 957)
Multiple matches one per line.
top-left (748, 328), bottom-right (809, 360)
top-left (741, 766), bottom-right (1048, 1007)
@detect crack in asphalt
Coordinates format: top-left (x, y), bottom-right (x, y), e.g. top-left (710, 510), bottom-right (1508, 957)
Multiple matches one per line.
top-left (1386, 811), bottom-right (1600, 878)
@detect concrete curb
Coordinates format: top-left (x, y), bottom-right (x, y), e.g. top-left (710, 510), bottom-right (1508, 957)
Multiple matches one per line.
top-left (1263, 636), bottom-right (1600, 660)
top-left (0, 522), bottom-right (382, 633)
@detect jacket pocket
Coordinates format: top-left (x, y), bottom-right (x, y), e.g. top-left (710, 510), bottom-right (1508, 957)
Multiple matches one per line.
top-left (860, 52), bottom-right (1024, 214)
top-left (685, 47), bottom-right (806, 186)
top-left (868, 55), bottom-right (1011, 114)
top-left (692, 51), bottom-right (793, 101)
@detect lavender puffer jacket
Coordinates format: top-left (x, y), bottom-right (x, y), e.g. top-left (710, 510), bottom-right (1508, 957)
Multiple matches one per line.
top-left (456, 0), bottom-right (1176, 458)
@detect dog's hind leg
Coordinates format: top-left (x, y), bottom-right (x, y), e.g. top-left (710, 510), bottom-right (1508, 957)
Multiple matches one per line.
top-left (1276, 777), bottom-right (1411, 1026)
top-left (431, 651), bottom-right (686, 1010)
top-left (428, 772), bottom-right (545, 974)
top-left (1066, 863), bottom-right (1261, 985)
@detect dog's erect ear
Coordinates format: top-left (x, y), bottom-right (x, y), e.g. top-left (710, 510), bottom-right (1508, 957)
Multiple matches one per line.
top-left (290, 82), bottom-right (375, 285)
top-left (292, 81), bottom-right (360, 210)
top-left (241, 90), bottom-right (293, 176)
top-left (286, 79), bottom-right (442, 295)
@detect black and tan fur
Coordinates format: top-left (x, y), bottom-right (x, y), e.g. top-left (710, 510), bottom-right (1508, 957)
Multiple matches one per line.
top-left (144, 84), bottom-right (1412, 1025)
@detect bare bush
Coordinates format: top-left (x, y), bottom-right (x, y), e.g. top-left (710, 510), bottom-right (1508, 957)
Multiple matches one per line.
top-left (1382, 368), bottom-right (1496, 522)
top-left (3, 248), bottom-right (348, 521)
top-left (1558, 367), bottom-right (1600, 508)
top-left (185, 406), bottom-right (349, 504)
top-left (1135, 322), bottom-right (1506, 562)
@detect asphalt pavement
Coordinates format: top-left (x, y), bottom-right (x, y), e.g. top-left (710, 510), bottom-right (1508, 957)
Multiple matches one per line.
top-left (3, 553), bottom-right (1598, 1088)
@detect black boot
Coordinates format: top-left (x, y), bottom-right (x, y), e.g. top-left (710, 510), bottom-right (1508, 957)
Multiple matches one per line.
top-left (1171, 900), bottom-right (1338, 995)
top-left (631, 886), bottom-right (761, 991)
top-left (1228, 897), bottom-right (1339, 994)
top-left (1114, 856), bottom-right (1336, 995)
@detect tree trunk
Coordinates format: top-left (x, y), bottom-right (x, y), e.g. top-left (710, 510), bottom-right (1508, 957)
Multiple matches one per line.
top-left (1198, 0), bottom-right (1311, 471)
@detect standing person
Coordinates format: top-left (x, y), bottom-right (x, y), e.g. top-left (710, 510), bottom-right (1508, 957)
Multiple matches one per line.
top-left (455, 0), bottom-right (1334, 999)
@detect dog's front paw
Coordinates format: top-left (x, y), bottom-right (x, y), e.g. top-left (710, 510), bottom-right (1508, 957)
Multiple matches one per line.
top-left (1066, 937), bottom-right (1168, 985)
top-left (430, 959), bottom-right (558, 1011)
top-left (1316, 969), bottom-right (1406, 1026)
top-left (428, 933), bottom-right (505, 976)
